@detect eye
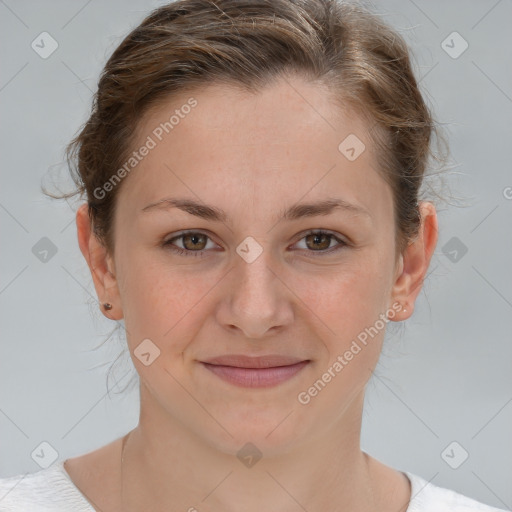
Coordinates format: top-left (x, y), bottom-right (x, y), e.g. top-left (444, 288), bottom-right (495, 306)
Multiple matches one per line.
top-left (163, 231), bottom-right (218, 257)
top-left (292, 230), bottom-right (347, 256)
top-left (163, 229), bottom-right (347, 258)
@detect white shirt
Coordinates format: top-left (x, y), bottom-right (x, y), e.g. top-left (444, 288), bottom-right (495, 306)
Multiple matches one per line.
top-left (0, 461), bottom-right (508, 511)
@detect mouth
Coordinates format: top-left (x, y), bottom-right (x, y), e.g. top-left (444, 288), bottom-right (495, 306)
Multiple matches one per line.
top-left (200, 355), bottom-right (311, 388)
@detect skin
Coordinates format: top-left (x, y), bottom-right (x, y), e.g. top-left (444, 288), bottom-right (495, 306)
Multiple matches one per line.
top-left (69, 74), bottom-right (438, 512)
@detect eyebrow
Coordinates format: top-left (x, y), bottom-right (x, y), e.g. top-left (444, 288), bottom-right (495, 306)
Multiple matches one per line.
top-left (141, 197), bottom-right (372, 223)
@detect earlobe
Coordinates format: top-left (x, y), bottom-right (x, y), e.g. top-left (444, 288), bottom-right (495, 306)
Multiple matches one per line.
top-left (76, 204), bottom-right (123, 320)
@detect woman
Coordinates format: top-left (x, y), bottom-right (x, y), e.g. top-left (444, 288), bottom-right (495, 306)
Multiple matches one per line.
top-left (0, 0), bottom-right (506, 510)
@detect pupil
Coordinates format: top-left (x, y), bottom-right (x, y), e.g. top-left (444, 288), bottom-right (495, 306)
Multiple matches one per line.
top-left (188, 234), bottom-right (203, 249)
top-left (311, 233), bottom-right (328, 250)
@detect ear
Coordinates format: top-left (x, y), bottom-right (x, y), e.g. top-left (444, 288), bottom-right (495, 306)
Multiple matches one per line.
top-left (76, 203), bottom-right (123, 320)
top-left (389, 201), bottom-right (438, 321)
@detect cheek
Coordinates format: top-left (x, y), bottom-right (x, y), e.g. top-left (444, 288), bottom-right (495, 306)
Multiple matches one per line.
top-left (118, 254), bottom-right (220, 353)
top-left (296, 255), bottom-right (389, 331)
top-left (293, 257), bottom-right (392, 395)
top-left (292, 263), bottom-right (390, 415)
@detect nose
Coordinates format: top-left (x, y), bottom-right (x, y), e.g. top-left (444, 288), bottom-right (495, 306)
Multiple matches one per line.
top-left (215, 244), bottom-right (294, 339)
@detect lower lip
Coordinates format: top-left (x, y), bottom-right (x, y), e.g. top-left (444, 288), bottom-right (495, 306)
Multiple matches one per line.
top-left (201, 361), bottom-right (310, 388)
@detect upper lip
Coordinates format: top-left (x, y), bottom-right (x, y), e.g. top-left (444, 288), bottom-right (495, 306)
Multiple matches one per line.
top-left (201, 355), bottom-right (309, 369)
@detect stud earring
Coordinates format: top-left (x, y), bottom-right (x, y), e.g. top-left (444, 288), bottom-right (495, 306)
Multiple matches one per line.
top-left (103, 302), bottom-right (113, 311)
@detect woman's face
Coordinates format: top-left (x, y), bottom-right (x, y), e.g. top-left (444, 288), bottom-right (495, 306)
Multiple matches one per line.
top-left (83, 75), bottom-right (425, 455)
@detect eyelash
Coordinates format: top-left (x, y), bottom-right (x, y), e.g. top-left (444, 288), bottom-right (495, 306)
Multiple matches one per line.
top-left (162, 230), bottom-right (348, 258)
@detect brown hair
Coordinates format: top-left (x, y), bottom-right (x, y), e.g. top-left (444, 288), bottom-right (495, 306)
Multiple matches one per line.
top-left (44, 0), bottom-right (449, 259)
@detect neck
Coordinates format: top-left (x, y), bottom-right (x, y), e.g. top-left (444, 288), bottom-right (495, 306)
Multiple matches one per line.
top-left (119, 386), bottom-right (382, 512)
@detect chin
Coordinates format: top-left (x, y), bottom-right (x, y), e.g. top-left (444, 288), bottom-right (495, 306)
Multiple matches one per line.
top-left (198, 409), bottom-right (310, 459)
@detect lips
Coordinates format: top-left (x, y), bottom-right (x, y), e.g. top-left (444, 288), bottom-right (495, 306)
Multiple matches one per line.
top-left (200, 354), bottom-right (311, 388)
top-left (202, 354), bottom-right (309, 369)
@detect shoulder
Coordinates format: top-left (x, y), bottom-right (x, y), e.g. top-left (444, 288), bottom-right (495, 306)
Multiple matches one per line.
top-left (405, 472), bottom-right (508, 512)
top-left (0, 461), bottom-right (95, 512)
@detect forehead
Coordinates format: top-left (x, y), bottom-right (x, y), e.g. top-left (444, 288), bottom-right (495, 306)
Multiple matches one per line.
top-left (116, 76), bottom-right (392, 224)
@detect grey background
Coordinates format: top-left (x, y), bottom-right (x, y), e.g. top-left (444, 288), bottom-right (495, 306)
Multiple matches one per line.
top-left (1, 0), bottom-right (511, 509)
